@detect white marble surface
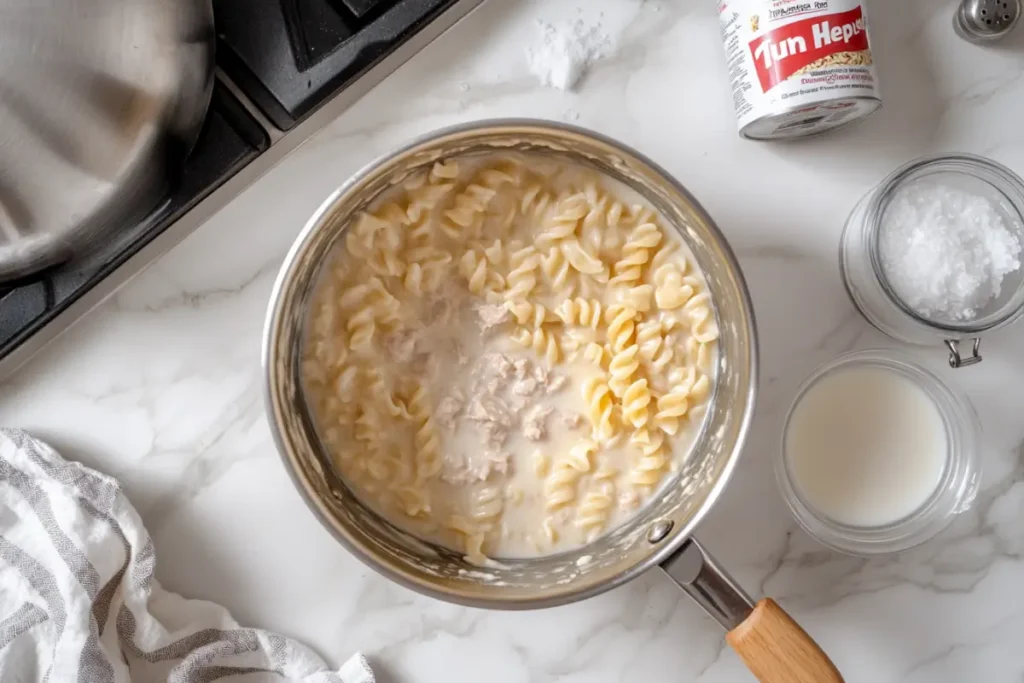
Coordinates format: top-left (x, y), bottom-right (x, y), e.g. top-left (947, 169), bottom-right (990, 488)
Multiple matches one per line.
top-left (3, 0), bottom-right (1024, 680)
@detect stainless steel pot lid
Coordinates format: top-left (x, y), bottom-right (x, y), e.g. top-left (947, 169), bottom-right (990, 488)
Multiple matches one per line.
top-left (0, 1), bottom-right (214, 281)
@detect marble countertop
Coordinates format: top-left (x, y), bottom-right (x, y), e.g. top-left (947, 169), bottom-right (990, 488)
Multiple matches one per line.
top-left (3, 0), bottom-right (1024, 680)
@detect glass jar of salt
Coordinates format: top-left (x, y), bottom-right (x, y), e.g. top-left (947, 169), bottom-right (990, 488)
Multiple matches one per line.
top-left (840, 154), bottom-right (1024, 367)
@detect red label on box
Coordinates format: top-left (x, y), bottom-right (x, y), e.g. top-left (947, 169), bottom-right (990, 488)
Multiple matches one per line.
top-left (748, 7), bottom-right (870, 92)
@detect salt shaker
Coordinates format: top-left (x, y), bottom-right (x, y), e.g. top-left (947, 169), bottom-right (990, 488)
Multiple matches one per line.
top-left (839, 154), bottom-right (1024, 367)
top-left (954, 0), bottom-right (1021, 44)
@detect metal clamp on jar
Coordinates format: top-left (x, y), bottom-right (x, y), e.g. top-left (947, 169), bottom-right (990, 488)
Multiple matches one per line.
top-left (840, 154), bottom-right (1024, 368)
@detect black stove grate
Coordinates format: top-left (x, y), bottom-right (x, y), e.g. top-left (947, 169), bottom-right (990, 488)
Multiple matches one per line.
top-left (214, 0), bottom-right (462, 129)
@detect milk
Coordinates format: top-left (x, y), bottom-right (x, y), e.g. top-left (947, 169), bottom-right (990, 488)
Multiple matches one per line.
top-left (785, 366), bottom-right (948, 528)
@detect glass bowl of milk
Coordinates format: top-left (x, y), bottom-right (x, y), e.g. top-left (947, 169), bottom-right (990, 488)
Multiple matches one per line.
top-left (777, 349), bottom-right (981, 555)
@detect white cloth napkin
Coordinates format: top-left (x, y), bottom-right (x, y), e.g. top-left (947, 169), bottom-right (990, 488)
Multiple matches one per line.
top-left (0, 429), bottom-right (374, 683)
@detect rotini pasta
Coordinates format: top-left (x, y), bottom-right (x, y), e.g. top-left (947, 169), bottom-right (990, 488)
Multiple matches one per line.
top-left (345, 303), bottom-right (376, 352)
top-left (635, 319), bottom-right (663, 362)
top-left (536, 193), bottom-right (587, 247)
top-left (540, 246), bottom-right (574, 293)
top-left (556, 298), bottom-right (603, 329)
top-left (576, 484), bottom-right (615, 540)
top-left (682, 335), bottom-right (715, 373)
top-left (560, 239), bottom-right (606, 276)
top-left (608, 345), bottom-right (641, 398)
top-left (682, 292), bottom-right (720, 344)
top-left (654, 385), bottom-right (690, 436)
top-left (459, 248), bottom-right (505, 295)
top-left (539, 516), bottom-right (559, 548)
top-left (629, 428), bottom-right (669, 491)
top-left (621, 378), bottom-right (653, 429)
top-left (470, 485), bottom-right (504, 526)
top-left (506, 300), bottom-right (554, 328)
top-left (544, 460), bottom-right (584, 511)
top-left (505, 245), bottom-right (542, 300)
top-left (519, 183), bottom-right (556, 221)
top-left (302, 150), bottom-right (718, 562)
top-left (443, 182), bottom-right (496, 239)
top-left (615, 283), bottom-right (655, 312)
top-left (413, 415), bottom-right (442, 481)
top-left (605, 305), bottom-right (638, 353)
top-left (654, 263), bottom-right (694, 310)
top-left (446, 513), bottom-right (488, 563)
top-left (582, 376), bottom-right (616, 442)
top-left (610, 221), bottom-right (662, 285)
top-left (582, 341), bottom-right (610, 369)
top-left (511, 326), bottom-right (561, 366)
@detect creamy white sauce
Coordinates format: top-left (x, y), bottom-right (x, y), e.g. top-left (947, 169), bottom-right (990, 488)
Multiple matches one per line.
top-left (303, 152), bottom-right (719, 560)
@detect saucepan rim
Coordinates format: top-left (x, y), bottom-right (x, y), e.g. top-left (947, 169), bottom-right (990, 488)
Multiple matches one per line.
top-left (262, 118), bottom-right (759, 609)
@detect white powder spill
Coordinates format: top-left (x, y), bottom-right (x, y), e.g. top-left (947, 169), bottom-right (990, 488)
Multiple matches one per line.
top-left (525, 18), bottom-right (610, 91)
top-left (879, 181), bottom-right (1023, 322)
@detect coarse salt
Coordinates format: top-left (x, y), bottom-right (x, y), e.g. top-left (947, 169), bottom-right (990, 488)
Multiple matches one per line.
top-left (525, 19), bottom-right (609, 92)
top-left (879, 181), bottom-right (1023, 322)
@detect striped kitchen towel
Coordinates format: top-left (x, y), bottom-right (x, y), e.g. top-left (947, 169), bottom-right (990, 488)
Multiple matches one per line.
top-left (0, 429), bottom-right (374, 683)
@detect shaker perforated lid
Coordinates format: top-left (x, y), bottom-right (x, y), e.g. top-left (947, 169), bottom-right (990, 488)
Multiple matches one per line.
top-left (955, 0), bottom-right (1021, 43)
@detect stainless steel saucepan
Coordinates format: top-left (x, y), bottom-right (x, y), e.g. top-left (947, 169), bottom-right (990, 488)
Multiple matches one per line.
top-left (263, 120), bottom-right (843, 683)
top-left (0, 0), bottom-right (214, 281)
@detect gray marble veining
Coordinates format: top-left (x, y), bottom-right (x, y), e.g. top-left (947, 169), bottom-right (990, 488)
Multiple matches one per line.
top-left (1, 0), bottom-right (1023, 680)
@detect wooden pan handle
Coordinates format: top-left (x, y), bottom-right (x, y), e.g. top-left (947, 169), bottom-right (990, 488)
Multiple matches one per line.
top-left (726, 598), bottom-right (844, 683)
top-left (661, 540), bottom-right (843, 683)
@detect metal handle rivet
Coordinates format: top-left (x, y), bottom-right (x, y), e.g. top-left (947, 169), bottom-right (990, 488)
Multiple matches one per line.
top-left (647, 520), bottom-right (673, 543)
